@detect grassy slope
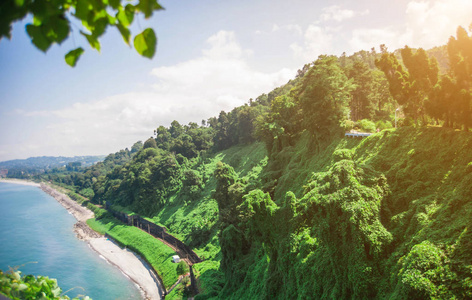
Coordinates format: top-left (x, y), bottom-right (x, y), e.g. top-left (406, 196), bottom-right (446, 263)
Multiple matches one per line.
top-left (355, 127), bottom-right (472, 297)
top-left (224, 126), bottom-right (472, 299)
top-left (90, 127), bottom-right (472, 299)
top-left (86, 216), bottom-right (179, 290)
top-left (148, 142), bottom-right (268, 298)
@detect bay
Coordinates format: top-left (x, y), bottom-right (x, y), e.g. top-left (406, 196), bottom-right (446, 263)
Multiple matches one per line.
top-left (0, 182), bottom-right (143, 299)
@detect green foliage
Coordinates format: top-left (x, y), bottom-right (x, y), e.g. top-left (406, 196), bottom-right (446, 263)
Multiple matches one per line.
top-left (345, 57), bottom-right (395, 121)
top-left (65, 47), bottom-right (84, 67)
top-left (297, 55), bottom-right (355, 139)
top-left (176, 261), bottom-right (189, 276)
top-left (212, 126), bottom-right (472, 299)
top-left (0, 268), bottom-right (90, 300)
top-left (26, 28), bottom-right (472, 298)
top-left (134, 28), bottom-right (157, 58)
top-left (87, 217), bottom-right (178, 289)
top-left (393, 241), bottom-right (453, 299)
top-left (85, 202), bottom-right (109, 219)
top-left (332, 148), bottom-right (353, 161)
top-left (376, 120), bottom-right (393, 131)
top-left (357, 118), bottom-right (377, 133)
top-left (0, 0), bottom-right (163, 65)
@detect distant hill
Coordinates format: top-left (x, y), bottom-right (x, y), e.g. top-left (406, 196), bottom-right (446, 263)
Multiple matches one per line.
top-left (0, 155), bottom-right (105, 178)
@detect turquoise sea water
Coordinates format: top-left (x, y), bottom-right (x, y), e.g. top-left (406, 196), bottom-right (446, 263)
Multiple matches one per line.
top-left (0, 182), bottom-right (143, 299)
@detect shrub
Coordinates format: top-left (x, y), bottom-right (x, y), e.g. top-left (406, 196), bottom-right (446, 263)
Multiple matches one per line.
top-left (341, 119), bottom-right (355, 132)
top-left (357, 119), bottom-right (376, 133)
top-left (332, 149), bottom-right (353, 162)
top-left (176, 261), bottom-right (189, 276)
top-left (376, 120), bottom-right (393, 131)
top-left (0, 269), bottom-right (90, 300)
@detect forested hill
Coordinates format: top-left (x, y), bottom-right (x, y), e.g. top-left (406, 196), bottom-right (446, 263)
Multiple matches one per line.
top-left (0, 155), bottom-right (105, 178)
top-left (30, 26), bottom-right (472, 299)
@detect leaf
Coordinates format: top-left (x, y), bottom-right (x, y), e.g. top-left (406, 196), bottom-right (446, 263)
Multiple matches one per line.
top-left (134, 28), bottom-right (156, 58)
top-left (108, 0), bottom-right (120, 10)
top-left (116, 23), bottom-right (131, 45)
top-left (26, 24), bottom-right (52, 52)
top-left (65, 47), bottom-right (84, 67)
top-left (75, 0), bottom-right (91, 21)
top-left (91, 17), bottom-right (108, 37)
top-left (14, 0), bottom-right (25, 7)
top-left (116, 4), bottom-right (134, 27)
top-left (135, 0), bottom-right (163, 19)
top-left (44, 15), bottom-right (69, 44)
top-left (80, 31), bottom-right (100, 51)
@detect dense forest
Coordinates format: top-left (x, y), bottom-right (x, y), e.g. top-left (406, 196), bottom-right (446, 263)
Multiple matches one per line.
top-left (8, 25), bottom-right (472, 299)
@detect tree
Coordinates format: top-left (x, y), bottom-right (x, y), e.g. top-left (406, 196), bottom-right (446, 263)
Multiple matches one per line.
top-left (447, 26), bottom-right (472, 130)
top-left (425, 25), bottom-right (472, 130)
top-left (130, 141), bottom-right (143, 154)
top-left (426, 75), bottom-right (458, 127)
top-left (0, 0), bottom-right (163, 66)
top-left (401, 46), bottom-right (439, 124)
top-left (376, 46), bottom-right (439, 125)
top-left (297, 55), bottom-right (355, 139)
top-left (143, 137), bottom-right (157, 149)
top-left (346, 60), bottom-right (377, 121)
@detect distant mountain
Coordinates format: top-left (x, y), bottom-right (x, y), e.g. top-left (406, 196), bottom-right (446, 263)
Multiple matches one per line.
top-left (0, 155), bottom-right (105, 177)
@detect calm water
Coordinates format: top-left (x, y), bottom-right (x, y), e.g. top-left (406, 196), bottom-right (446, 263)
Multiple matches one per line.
top-left (0, 182), bottom-right (143, 300)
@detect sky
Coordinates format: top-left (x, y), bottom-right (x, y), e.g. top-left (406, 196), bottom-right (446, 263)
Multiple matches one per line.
top-left (0, 0), bottom-right (471, 161)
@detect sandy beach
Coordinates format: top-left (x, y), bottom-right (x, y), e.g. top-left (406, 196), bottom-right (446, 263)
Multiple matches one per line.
top-left (39, 183), bottom-right (163, 300)
top-left (89, 238), bottom-right (163, 299)
top-left (0, 178), bottom-right (41, 187)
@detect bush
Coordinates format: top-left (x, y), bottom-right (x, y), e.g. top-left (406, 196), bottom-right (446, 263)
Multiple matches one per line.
top-left (176, 261), bottom-right (189, 276)
top-left (0, 269), bottom-right (90, 300)
top-left (79, 188), bottom-right (95, 199)
top-left (375, 120), bottom-right (393, 131)
top-left (393, 241), bottom-right (453, 299)
top-left (357, 119), bottom-right (376, 133)
top-left (341, 119), bottom-right (355, 131)
top-left (332, 149), bottom-right (353, 162)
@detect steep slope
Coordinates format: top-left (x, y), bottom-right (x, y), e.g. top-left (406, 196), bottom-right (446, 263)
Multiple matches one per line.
top-left (212, 127), bottom-right (472, 299)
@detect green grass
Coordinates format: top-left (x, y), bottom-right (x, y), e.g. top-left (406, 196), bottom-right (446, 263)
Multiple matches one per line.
top-left (87, 217), bottom-right (179, 290)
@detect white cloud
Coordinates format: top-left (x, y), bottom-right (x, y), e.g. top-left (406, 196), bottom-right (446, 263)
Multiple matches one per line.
top-left (290, 25), bottom-right (334, 61)
top-left (6, 31), bottom-right (294, 160)
top-left (349, 27), bottom-right (401, 52)
top-left (403, 0), bottom-right (472, 48)
top-left (255, 24), bottom-right (303, 36)
top-left (348, 0), bottom-right (472, 53)
top-left (286, 24), bottom-right (303, 36)
top-left (151, 30), bottom-right (293, 114)
top-left (202, 31), bottom-right (253, 59)
top-left (320, 5), bottom-right (369, 22)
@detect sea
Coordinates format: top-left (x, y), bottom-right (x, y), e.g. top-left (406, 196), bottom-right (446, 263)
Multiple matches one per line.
top-left (0, 182), bottom-right (143, 300)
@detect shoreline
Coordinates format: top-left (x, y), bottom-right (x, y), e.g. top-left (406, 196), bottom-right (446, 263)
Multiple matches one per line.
top-left (0, 178), bottom-right (41, 187)
top-left (38, 182), bottom-right (163, 300)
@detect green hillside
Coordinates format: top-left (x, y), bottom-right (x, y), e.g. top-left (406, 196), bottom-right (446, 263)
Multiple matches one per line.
top-left (85, 126), bottom-right (472, 299)
top-left (26, 25), bottom-right (472, 299)
top-left (206, 126), bottom-right (472, 299)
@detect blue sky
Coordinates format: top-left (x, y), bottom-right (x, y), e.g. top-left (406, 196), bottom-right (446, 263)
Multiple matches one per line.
top-left (1, 0), bottom-right (471, 161)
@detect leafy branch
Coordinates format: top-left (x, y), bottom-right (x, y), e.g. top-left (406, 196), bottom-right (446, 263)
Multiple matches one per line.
top-left (0, 0), bottom-right (163, 66)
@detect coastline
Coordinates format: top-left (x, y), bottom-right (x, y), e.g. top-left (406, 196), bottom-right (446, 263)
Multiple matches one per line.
top-left (0, 178), bottom-right (40, 187)
top-left (38, 183), bottom-right (163, 300)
